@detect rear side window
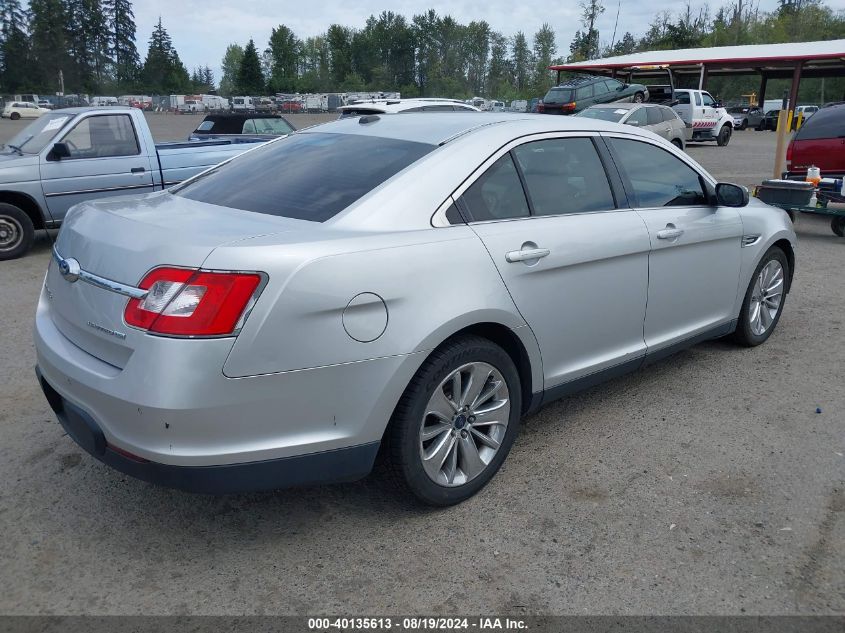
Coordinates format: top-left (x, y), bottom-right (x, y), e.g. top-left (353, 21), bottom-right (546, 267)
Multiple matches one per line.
top-left (242, 118), bottom-right (293, 134)
top-left (610, 138), bottom-right (708, 207)
top-left (174, 133), bottom-right (435, 222)
top-left (646, 108), bottom-right (663, 125)
top-left (512, 138), bottom-right (615, 216)
top-left (661, 108), bottom-right (679, 123)
top-left (675, 92), bottom-right (690, 105)
top-left (460, 154), bottom-right (530, 222)
top-left (626, 108), bottom-right (648, 127)
top-left (576, 84), bottom-right (594, 100)
top-left (794, 107), bottom-right (845, 140)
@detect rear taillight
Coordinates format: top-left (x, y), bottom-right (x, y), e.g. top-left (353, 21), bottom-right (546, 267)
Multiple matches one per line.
top-left (562, 102), bottom-right (577, 112)
top-left (124, 267), bottom-right (263, 337)
top-left (537, 101), bottom-right (545, 113)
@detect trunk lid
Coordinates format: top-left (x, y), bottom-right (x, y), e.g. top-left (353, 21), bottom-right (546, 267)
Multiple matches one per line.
top-left (47, 191), bottom-right (302, 368)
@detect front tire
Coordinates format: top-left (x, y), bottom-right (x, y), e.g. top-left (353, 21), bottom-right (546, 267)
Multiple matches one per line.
top-left (716, 124), bottom-right (732, 146)
top-left (633, 91), bottom-right (645, 103)
top-left (385, 335), bottom-right (522, 506)
top-left (0, 203), bottom-right (35, 260)
top-left (732, 247), bottom-right (789, 347)
top-left (9, 112), bottom-right (20, 121)
top-left (671, 138), bottom-right (684, 150)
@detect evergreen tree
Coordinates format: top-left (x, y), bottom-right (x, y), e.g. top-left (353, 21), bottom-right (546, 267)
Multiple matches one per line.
top-left (510, 31), bottom-right (531, 94)
top-left (267, 25), bottom-right (300, 93)
top-left (0, 0), bottom-right (31, 92)
top-left (531, 23), bottom-right (557, 94)
top-left (29, 0), bottom-right (70, 93)
top-left (103, 0), bottom-right (139, 87)
top-left (236, 38), bottom-right (264, 94)
top-left (140, 17), bottom-right (189, 94)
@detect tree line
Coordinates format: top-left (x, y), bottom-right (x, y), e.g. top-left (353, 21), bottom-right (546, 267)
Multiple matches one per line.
top-left (1, 0), bottom-right (843, 102)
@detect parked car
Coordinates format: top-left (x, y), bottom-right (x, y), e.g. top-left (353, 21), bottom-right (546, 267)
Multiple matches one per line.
top-left (338, 98), bottom-right (479, 117)
top-left (538, 76), bottom-right (649, 115)
top-left (34, 113), bottom-right (796, 505)
top-left (671, 89), bottom-right (734, 145)
top-left (577, 103), bottom-right (688, 149)
top-left (0, 107), bottom-right (271, 259)
top-left (728, 105), bottom-right (764, 130)
top-left (786, 102), bottom-right (845, 181)
top-left (190, 113), bottom-right (295, 139)
top-left (758, 109), bottom-right (781, 131)
top-left (490, 100), bottom-right (506, 112)
top-left (796, 105), bottom-right (819, 120)
top-left (2, 101), bottom-right (50, 120)
top-left (37, 99), bottom-right (53, 110)
top-left (177, 99), bottom-right (204, 113)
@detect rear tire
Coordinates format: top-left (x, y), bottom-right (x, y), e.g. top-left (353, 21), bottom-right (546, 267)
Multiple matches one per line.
top-left (384, 335), bottom-right (522, 506)
top-left (716, 124), bottom-right (732, 146)
top-left (9, 112), bottom-right (20, 121)
top-left (731, 247), bottom-right (789, 347)
top-left (0, 203), bottom-right (35, 261)
top-left (832, 216), bottom-right (845, 237)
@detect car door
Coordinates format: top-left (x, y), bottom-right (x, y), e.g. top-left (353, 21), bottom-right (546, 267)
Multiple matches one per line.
top-left (591, 80), bottom-right (610, 105)
top-left (575, 84), bottom-right (595, 111)
top-left (604, 135), bottom-right (743, 354)
top-left (39, 112), bottom-right (156, 223)
top-left (461, 134), bottom-right (651, 390)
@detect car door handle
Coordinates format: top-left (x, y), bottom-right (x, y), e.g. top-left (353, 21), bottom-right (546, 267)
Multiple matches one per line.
top-left (505, 247), bottom-right (550, 263)
top-left (657, 227), bottom-right (684, 240)
top-left (130, 167), bottom-right (146, 174)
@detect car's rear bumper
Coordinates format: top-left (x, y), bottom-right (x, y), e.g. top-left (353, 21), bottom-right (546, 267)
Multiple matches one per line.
top-left (36, 366), bottom-right (380, 493)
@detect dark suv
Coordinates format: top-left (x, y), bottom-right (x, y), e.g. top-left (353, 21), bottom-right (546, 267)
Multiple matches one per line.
top-left (538, 76), bottom-right (649, 115)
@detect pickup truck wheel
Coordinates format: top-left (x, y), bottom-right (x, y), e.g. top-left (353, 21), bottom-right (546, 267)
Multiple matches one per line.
top-left (9, 112), bottom-right (20, 120)
top-left (716, 124), bottom-right (732, 146)
top-left (832, 216), bottom-right (845, 237)
top-left (633, 91), bottom-right (645, 103)
top-left (0, 203), bottom-right (35, 261)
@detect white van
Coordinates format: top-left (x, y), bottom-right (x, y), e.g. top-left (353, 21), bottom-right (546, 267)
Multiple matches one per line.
top-left (510, 100), bottom-right (528, 112)
top-left (231, 96), bottom-right (254, 111)
top-left (671, 89), bottom-right (734, 146)
top-left (90, 96), bottom-right (119, 107)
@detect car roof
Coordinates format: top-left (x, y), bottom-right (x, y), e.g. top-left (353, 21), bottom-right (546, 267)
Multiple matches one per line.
top-left (300, 111), bottom-right (650, 145)
top-left (338, 98), bottom-right (479, 113)
top-left (49, 106), bottom-right (132, 114)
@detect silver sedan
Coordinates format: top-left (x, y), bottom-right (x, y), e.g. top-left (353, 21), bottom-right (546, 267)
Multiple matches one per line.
top-left (577, 102), bottom-right (690, 149)
top-left (34, 113), bottom-right (796, 506)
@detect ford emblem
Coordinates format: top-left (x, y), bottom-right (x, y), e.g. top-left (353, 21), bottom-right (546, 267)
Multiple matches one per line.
top-left (58, 257), bottom-right (81, 283)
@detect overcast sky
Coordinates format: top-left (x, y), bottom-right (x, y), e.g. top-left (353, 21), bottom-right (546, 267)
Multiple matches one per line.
top-left (133, 0), bottom-right (845, 78)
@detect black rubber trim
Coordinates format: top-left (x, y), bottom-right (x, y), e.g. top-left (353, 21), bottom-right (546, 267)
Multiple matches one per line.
top-left (36, 367), bottom-right (380, 494)
top-left (528, 320), bottom-right (736, 411)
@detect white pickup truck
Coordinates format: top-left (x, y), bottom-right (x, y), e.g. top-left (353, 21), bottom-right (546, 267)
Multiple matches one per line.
top-left (0, 107), bottom-right (272, 259)
top-left (671, 89), bottom-right (734, 146)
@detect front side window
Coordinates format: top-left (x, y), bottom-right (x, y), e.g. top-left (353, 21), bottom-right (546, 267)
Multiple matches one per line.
top-left (175, 132), bottom-right (435, 222)
top-left (592, 81), bottom-right (609, 96)
top-left (459, 154), bottom-right (529, 222)
top-left (60, 115), bottom-right (140, 159)
top-left (242, 118), bottom-right (294, 134)
top-left (702, 93), bottom-right (717, 107)
top-left (609, 138), bottom-right (708, 207)
top-left (511, 138), bottom-right (615, 216)
top-left (604, 79), bottom-right (623, 92)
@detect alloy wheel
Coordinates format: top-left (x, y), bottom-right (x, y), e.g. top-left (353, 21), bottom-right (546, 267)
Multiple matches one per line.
top-left (749, 260), bottom-right (784, 336)
top-left (418, 362), bottom-right (510, 487)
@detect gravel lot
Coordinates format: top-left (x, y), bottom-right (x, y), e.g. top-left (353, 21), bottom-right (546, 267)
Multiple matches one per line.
top-left (0, 113), bottom-right (842, 616)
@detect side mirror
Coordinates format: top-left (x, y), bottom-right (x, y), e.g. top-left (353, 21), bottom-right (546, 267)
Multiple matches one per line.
top-left (49, 142), bottom-right (70, 160)
top-left (716, 182), bottom-right (749, 207)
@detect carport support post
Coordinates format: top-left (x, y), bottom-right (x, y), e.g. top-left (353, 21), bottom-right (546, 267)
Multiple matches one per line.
top-left (698, 65), bottom-right (708, 91)
top-left (773, 62), bottom-right (803, 179)
top-left (758, 75), bottom-right (767, 109)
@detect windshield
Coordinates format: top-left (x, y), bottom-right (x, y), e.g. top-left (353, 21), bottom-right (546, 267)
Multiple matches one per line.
top-left (543, 88), bottom-right (574, 103)
top-left (1, 112), bottom-right (74, 154)
top-left (174, 132), bottom-right (435, 222)
top-left (577, 107), bottom-right (627, 122)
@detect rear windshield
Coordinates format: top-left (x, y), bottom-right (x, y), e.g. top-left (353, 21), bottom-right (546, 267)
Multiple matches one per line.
top-left (543, 88), bottom-right (574, 103)
top-left (577, 107), bottom-right (627, 122)
top-left (794, 107), bottom-right (845, 140)
top-left (173, 132), bottom-right (435, 222)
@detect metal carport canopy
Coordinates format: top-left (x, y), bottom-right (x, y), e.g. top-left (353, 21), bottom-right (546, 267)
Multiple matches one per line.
top-left (551, 39), bottom-right (845, 178)
top-left (549, 39), bottom-right (845, 79)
